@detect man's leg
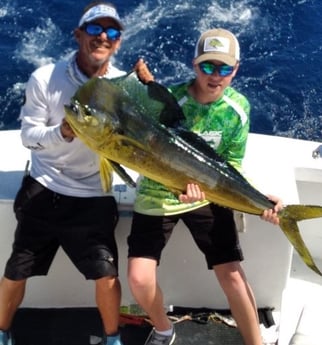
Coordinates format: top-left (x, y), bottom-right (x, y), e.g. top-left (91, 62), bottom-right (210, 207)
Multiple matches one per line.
top-left (95, 276), bottom-right (122, 344)
top-left (0, 277), bottom-right (26, 330)
top-left (0, 277), bottom-right (26, 344)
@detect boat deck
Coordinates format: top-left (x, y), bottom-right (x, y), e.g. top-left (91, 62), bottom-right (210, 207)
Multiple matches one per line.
top-left (11, 306), bottom-right (276, 345)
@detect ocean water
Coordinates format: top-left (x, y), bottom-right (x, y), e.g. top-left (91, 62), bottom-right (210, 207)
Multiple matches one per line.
top-left (1, 0), bottom-right (322, 141)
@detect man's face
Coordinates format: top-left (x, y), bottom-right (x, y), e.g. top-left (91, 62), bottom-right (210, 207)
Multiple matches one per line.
top-left (75, 17), bottom-right (122, 68)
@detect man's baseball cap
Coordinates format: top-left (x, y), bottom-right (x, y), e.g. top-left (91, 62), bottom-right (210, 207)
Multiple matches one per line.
top-left (194, 28), bottom-right (240, 66)
top-left (78, 3), bottom-right (124, 30)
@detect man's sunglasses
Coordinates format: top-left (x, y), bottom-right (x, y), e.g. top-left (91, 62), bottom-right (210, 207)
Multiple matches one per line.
top-left (81, 23), bottom-right (121, 41)
top-left (199, 62), bottom-right (234, 77)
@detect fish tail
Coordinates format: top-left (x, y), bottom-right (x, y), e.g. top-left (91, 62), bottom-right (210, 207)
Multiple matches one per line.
top-left (279, 205), bottom-right (322, 276)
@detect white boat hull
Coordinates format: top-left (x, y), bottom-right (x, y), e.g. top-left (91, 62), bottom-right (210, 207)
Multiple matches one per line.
top-left (1, 129), bottom-right (322, 345)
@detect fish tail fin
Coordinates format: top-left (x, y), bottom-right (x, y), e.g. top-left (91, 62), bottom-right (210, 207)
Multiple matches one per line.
top-left (99, 157), bottom-right (114, 192)
top-left (279, 205), bottom-right (322, 276)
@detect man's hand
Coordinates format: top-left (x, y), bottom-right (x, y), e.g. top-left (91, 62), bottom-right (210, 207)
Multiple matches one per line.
top-left (61, 118), bottom-right (76, 142)
top-left (261, 194), bottom-right (283, 225)
top-left (179, 183), bottom-right (206, 203)
top-left (134, 58), bottom-right (154, 84)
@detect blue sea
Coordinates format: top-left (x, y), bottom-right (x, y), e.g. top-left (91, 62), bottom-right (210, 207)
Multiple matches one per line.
top-left (1, 0), bottom-right (322, 140)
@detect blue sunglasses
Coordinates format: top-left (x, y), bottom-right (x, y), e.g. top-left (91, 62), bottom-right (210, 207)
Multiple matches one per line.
top-left (82, 23), bottom-right (121, 41)
top-left (199, 61), bottom-right (234, 77)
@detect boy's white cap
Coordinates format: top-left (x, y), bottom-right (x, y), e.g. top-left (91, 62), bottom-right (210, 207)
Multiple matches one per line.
top-left (194, 28), bottom-right (240, 66)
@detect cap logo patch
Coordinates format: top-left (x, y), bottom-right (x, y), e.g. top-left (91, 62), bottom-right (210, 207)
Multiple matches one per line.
top-left (203, 36), bottom-right (230, 54)
top-left (78, 4), bottom-right (120, 27)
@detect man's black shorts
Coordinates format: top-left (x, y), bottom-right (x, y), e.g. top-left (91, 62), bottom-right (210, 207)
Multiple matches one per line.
top-left (5, 175), bottom-right (119, 280)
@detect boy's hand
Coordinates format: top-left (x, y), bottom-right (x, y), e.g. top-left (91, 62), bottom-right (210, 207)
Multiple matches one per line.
top-left (261, 194), bottom-right (283, 225)
top-left (179, 183), bottom-right (206, 203)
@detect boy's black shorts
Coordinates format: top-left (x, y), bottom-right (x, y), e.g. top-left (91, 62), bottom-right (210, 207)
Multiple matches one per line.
top-left (128, 203), bottom-right (243, 268)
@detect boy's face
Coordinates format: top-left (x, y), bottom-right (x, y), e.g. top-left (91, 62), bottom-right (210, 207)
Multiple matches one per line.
top-left (193, 60), bottom-right (239, 101)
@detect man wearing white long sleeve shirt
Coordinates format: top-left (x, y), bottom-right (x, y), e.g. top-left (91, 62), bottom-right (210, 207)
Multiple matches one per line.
top-left (0, 2), bottom-right (135, 345)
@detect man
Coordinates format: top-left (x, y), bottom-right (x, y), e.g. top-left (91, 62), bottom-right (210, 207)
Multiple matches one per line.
top-left (0, 2), bottom-right (133, 345)
top-left (130, 29), bottom-right (282, 345)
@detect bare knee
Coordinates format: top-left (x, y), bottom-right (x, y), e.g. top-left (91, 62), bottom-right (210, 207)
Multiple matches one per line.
top-left (95, 276), bottom-right (120, 292)
top-left (128, 270), bottom-right (153, 291)
top-left (214, 262), bottom-right (247, 293)
top-left (127, 258), bottom-right (156, 291)
top-left (0, 277), bottom-right (26, 291)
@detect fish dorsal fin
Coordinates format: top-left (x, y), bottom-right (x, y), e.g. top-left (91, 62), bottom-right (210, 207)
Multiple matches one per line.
top-left (110, 72), bottom-right (185, 127)
top-left (172, 127), bottom-right (227, 164)
top-left (146, 82), bottom-right (186, 127)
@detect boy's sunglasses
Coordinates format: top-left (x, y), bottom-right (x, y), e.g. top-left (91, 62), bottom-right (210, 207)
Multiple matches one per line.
top-left (199, 62), bottom-right (234, 77)
top-left (81, 23), bottom-right (121, 41)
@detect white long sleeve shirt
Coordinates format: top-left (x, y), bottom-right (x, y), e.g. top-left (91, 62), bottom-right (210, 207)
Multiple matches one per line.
top-left (19, 53), bottom-right (125, 197)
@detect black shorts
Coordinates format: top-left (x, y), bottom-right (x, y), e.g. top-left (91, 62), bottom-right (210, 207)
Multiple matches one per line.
top-left (127, 204), bottom-right (243, 268)
top-left (5, 175), bottom-right (119, 280)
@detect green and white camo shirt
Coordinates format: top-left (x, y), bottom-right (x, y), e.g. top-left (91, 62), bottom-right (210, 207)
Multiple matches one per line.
top-left (134, 80), bottom-right (250, 216)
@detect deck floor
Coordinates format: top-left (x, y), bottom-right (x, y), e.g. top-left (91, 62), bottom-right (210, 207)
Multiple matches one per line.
top-left (11, 307), bottom-right (276, 345)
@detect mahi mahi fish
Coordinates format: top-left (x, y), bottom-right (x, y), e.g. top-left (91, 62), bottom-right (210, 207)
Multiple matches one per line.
top-left (64, 72), bottom-right (322, 276)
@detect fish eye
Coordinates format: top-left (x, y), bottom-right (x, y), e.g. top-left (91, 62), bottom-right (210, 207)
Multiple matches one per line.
top-left (84, 105), bottom-right (92, 116)
top-left (70, 99), bottom-right (81, 114)
top-left (71, 103), bottom-right (79, 113)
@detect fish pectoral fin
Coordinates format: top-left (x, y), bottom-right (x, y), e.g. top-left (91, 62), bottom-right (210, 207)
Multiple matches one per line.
top-left (99, 157), bottom-right (114, 192)
top-left (111, 134), bottom-right (149, 152)
top-left (279, 208), bottom-right (322, 275)
top-left (109, 161), bottom-right (136, 188)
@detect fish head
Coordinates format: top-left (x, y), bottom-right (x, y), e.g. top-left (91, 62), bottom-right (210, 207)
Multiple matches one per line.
top-left (64, 77), bottom-right (121, 147)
